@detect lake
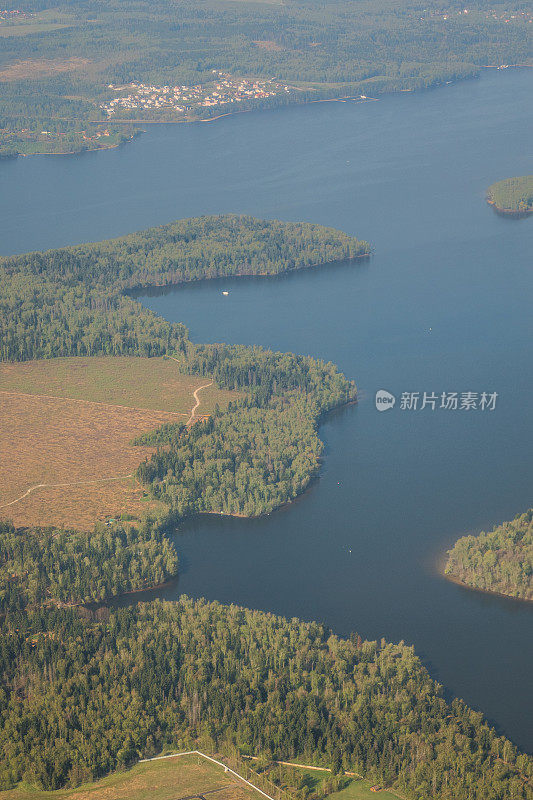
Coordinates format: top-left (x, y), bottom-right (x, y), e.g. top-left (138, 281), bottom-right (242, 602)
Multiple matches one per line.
top-left (1, 68), bottom-right (532, 752)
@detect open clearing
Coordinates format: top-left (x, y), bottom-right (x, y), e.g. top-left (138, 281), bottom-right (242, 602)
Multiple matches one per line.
top-left (0, 357), bottom-right (236, 530)
top-left (0, 57), bottom-right (91, 81)
top-left (0, 9), bottom-right (76, 37)
top-left (0, 356), bottom-right (234, 414)
top-left (269, 766), bottom-right (400, 800)
top-left (0, 753), bottom-right (262, 800)
top-left (0, 23), bottom-right (73, 37)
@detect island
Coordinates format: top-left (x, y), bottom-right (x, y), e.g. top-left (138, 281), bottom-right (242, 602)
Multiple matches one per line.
top-left (445, 509), bottom-right (533, 601)
top-left (486, 175), bottom-right (533, 217)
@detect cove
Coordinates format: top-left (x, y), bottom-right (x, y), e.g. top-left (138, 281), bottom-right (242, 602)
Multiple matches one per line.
top-left (1, 68), bottom-right (532, 752)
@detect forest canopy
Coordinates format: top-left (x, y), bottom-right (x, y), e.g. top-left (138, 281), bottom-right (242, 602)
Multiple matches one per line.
top-left (445, 509), bottom-right (533, 600)
top-left (1, 217), bottom-right (533, 800)
top-left (0, 598), bottom-right (532, 798)
top-left (0, 214), bottom-right (364, 593)
top-left (487, 175), bottom-right (533, 214)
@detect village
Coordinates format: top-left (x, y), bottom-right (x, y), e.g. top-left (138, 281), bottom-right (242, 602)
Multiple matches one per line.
top-left (100, 72), bottom-right (292, 117)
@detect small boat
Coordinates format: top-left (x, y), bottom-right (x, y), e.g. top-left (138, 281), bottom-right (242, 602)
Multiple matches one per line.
top-left (222, 291), bottom-right (229, 296)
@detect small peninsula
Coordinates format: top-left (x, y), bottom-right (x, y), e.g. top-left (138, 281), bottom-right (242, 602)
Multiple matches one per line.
top-left (445, 509), bottom-right (533, 601)
top-left (487, 175), bottom-right (533, 217)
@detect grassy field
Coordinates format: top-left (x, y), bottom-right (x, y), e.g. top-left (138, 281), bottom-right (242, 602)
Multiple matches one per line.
top-left (0, 754), bottom-right (262, 800)
top-left (0, 357), bottom-right (236, 529)
top-left (0, 57), bottom-right (91, 80)
top-left (0, 9), bottom-right (76, 37)
top-left (0, 357), bottom-right (234, 414)
top-left (0, 754), bottom-right (402, 800)
top-left (269, 766), bottom-right (400, 800)
top-left (329, 778), bottom-right (399, 800)
top-left (0, 23), bottom-right (73, 37)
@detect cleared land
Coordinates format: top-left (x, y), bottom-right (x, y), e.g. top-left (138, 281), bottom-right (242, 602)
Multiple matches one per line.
top-left (0, 357), bottom-right (235, 414)
top-left (268, 765), bottom-right (400, 800)
top-left (0, 57), bottom-right (91, 81)
top-left (0, 23), bottom-right (72, 37)
top-left (328, 778), bottom-right (399, 800)
top-left (0, 357), bottom-right (235, 530)
top-left (0, 754), bottom-right (262, 800)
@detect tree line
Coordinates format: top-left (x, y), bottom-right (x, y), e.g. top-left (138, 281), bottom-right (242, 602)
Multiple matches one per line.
top-left (0, 518), bottom-right (178, 612)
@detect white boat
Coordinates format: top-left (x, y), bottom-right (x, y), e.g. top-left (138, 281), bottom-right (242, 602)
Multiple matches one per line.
top-left (222, 291), bottom-right (229, 296)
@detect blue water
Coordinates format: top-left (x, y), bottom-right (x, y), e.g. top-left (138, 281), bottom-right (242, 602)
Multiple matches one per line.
top-left (1, 68), bottom-right (532, 751)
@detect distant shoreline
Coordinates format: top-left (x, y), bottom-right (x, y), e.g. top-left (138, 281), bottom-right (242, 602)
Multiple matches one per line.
top-left (5, 66), bottom-right (531, 160)
top-left (15, 132), bottom-right (137, 159)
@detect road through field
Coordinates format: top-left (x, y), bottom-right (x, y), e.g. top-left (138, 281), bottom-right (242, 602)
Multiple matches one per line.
top-left (0, 378), bottom-right (215, 519)
top-left (0, 474), bottom-right (135, 510)
top-left (187, 382), bottom-right (213, 425)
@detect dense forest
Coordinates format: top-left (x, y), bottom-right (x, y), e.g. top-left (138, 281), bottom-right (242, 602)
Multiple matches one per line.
top-left (0, 215), bottom-right (368, 362)
top-left (0, 518), bottom-right (178, 613)
top-left (487, 175), bottom-right (533, 215)
top-left (0, 0), bottom-right (531, 154)
top-left (0, 598), bottom-right (532, 797)
top-left (138, 343), bottom-right (356, 517)
top-left (445, 509), bottom-right (533, 600)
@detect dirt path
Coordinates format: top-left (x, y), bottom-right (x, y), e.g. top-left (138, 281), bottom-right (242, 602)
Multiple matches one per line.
top-left (0, 474), bottom-right (134, 510)
top-left (186, 382), bottom-right (213, 425)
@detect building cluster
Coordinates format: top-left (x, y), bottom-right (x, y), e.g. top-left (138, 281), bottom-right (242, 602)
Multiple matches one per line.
top-left (416, 6), bottom-right (532, 22)
top-left (0, 9), bottom-right (33, 22)
top-left (101, 73), bottom-right (291, 117)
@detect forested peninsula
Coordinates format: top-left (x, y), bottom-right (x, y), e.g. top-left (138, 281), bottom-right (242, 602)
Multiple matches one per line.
top-left (445, 509), bottom-right (533, 600)
top-left (487, 176), bottom-right (533, 216)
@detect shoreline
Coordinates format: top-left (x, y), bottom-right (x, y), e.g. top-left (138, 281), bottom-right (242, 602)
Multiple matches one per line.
top-left (4, 132), bottom-right (138, 160)
top-left (443, 569), bottom-right (533, 604)
top-left (3, 66), bottom-right (532, 161)
top-left (127, 251), bottom-right (371, 296)
top-left (486, 198), bottom-right (533, 218)
top-left (3, 70), bottom-right (504, 160)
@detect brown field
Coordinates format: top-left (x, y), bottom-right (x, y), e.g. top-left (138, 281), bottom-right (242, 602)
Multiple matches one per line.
top-left (0, 357), bottom-right (237, 530)
top-left (252, 40), bottom-right (284, 51)
top-left (0, 23), bottom-right (72, 37)
top-left (0, 753), bottom-right (263, 800)
top-left (0, 57), bottom-right (91, 81)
